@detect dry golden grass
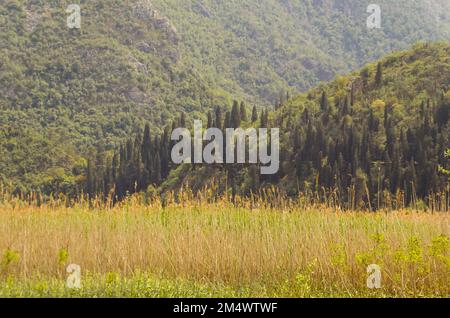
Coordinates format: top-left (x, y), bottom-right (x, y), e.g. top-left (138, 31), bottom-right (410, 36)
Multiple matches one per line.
top-left (0, 194), bottom-right (448, 297)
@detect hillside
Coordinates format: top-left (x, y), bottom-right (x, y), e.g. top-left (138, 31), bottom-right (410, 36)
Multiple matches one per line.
top-left (0, 0), bottom-right (226, 191)
top-left (153, 43), bottom-right (450, 209)
top-left (0, 0), bottom-right (449, 194)
top-left (152, 0), bottom-right (450, 104)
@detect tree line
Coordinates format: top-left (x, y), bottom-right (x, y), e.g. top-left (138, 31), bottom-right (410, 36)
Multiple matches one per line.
top-left (85, 61), bottom-right (450, 209)
top-left (85, 101), bottom-right (271, 200)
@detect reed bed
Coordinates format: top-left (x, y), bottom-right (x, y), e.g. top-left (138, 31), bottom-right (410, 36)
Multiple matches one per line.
top-left (0, 191), bottom-right (448, 298)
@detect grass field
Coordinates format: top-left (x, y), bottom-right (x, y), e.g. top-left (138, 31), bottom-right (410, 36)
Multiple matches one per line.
top-left (0, 195), bottom-right (448, 298)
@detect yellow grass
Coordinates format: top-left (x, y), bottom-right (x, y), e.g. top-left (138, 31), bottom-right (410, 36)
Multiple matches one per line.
top-left (0, 195), bottom-right (448, 297)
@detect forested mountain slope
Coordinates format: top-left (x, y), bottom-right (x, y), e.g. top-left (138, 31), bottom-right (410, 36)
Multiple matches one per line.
top-left (272, 42), bottom-right (450, 207)
top-left (152, 0), bottom-right (450, 104)
top-left (0, 0), bottom-right (449, 194)
top-left (0, 0), bottom-right (224, 191)
top-left (148, 43), bottom-right (449, 209)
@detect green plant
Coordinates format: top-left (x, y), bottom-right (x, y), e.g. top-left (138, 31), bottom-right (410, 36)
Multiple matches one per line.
top-left (1, 249), bottom-right (20, 271)
top-left (58, 248), bottom-right (69, 266)
top-left (439, 149), bottom-right (450, 180)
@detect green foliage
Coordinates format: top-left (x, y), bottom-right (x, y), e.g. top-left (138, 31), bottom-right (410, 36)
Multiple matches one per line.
top-left (429, 235), bottom-right (450, 266)
top-left (272, 43), bottom-right (450, 207)
top-left (440, 150), bottom-right (450, 179)
top-left (1, 249), bottom-right (20, 270)
top-left (0, 0), bottom-right (230, 193)
top-left (439, 149), bottom-right (450, 180)
top-left (97, 41), bottom-right (449, 211)
top-left (58, 248), bottom-right (69, 266)
top-left (159, 43), bottom-right (450, 208)
top-left (152, 0), bottom-right (450, 104)
top-left (1, 0), bottom-right (450, 197)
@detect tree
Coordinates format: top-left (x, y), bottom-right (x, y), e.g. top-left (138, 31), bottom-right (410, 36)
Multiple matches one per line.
top-left (240, 101), bottom-right (247, 122)
top-left (436, 91), bottom-right (450, 127)
top-left (361, 67), bottom-right (369, 91)
top-left (375, 62), bottom-right (383, 87)
top-left (320, 91), bottom-right (329, 112)
top-left (439, 149), bottom-right (450, 180)
top-left (142, 124), bottom-right (152, 164)
top-left (153, 152), bottom-right (162, 185)
top-left (224, 111), bottom-right (231, 129)
top-left (251, 106), bottom-right (258, 123)
top-left (231, 100), bottom-right (241, 128)
top-left (207, 111), bottom-right (213, 128)
top-left (215, 107), bottom-right (223, 129)
top-left (260, 109), bottom-right (268, 128)
top-left (86, 158), bottom-right (96, 196)
top-left (180, 112), bottom-right (186, 127)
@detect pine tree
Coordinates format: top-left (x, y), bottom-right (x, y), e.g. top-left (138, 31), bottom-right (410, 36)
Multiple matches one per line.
top-left (251, 106), bottom-right (258, 123)
top-left (142, 124), bottom-right (152, 164)
top-left (320, 91), bottom-right (329, 112)
top-left (112, 152), bottom-right (119, 184)
top-left (224, 111), bottom-right (231, 129)
top-left (249, 165), bottom-right (260, 192)
top-left (160, 139), bottom-right (170, 179)
top-left (215, 107), bottom-right (223, 129)
top-left (436, 92), bottom-right (450, 127)
top-left (95, 149), bottom-right (106, 195)
top-left (240, 101), bottom-right (247, 122)
top-left (350, 82), bottom-right (355, 106)
top-left (207, 111), bottom-right (213, 128)
top-left (260, 109), bottom-right (267, 128)
top-left (375, 62), bottom-right (383, 87)
top-left (361, 68), bottom-right (369, 90)
top-left (87, 158), bottom-right (96, 196)
top-left (231, 100), bottom-right (241, 128)
top-left (180, 112), bottom-right (186, 128)
top-left (153, 152), bottom-right (162, 185)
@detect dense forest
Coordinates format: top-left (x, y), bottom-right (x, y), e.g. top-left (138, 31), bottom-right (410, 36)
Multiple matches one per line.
top-left (83, 43), bottom-right (450, 210)
top-left (0, 1), bottom-right (449, 209)
top-left (151, 0), bottom-right (450, 104)
top-left (0, 0), bottom-right (224, 192)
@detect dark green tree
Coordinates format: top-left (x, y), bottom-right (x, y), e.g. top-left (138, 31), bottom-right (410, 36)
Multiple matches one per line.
top-left (231, 100), bottom-right (241, 128)
top-left (251, 106), bottom-right (258, 123)
top-left (240, 101), bottom-right (247, 122)
top-left (375, 62), bottom-right (383, 86)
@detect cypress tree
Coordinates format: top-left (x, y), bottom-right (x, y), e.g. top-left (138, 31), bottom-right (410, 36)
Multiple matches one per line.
top-left (215, 107), bottom-right (223, 129)
top-left (153, 152), bottom-right (162, 185)
top-left (180, 112), bottom-right (186, 128)
top-left (361, 68), bottom-right (369, 91)
top-left (240, 101), bottom-right (247, 122)
top-left (87, 158), bottom-right (96, 196)
top-left (207, 111), bottom-right (213, 128)
top-left (231, 100), bottom-right (241, 128)
top-left (320, 91), bottom-right (329, 112)
top-left (375, 62), bottom-right (383, 87)
top-left (224, 111), bottom-right (231, 129)
top-left (251, 106), bottom-right (258, 123)
top-left (142, 124), bottom-right (151, 164)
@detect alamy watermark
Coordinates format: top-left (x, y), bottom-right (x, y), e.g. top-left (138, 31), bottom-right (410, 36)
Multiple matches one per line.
top-left (367, 4), bottom-right (381, 29)
top-left (66, 264), bottom-right (81, 289)
top-left (63, 4), bottom-right (380, 31)
top-left (367, 264), bottom-right (382, 289)
top-left (66, 4), bottom-right (81, 29)
top-left (171, 120), bottom-right (280, 175)
top-left (65, 4), bottom-right (380, 31)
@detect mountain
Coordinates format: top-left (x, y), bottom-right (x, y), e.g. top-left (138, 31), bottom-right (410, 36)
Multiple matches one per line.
top-left (155, 42), bottom-right (450, 209)
top-left (151, 0), bottom-right (450, 104)
top-left (0, 0), bottom-right (224, 191)
top-left (0, 0), bottom-right (449, 193)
